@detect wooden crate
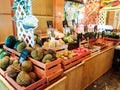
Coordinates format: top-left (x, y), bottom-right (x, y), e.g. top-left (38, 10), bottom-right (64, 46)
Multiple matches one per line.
top-left (104, 37), bottom-right (120, 45)
top-left (3, 45), bottom-right (20, 56)
top-left (3, 45), bottom-right (63, 82)
top-left (35, 67), bottom-right (63, 84)
top-left (62, 58), bottom-right (83, 71)
top-left (104, 37), bottom-right (120, 42)
top-left (0, 68), bottom-right (5, 77)
top-left (28, 57), bottom-right (63, 82)
top-left (44, 77), bottom-right (67, 90)
top-left (28, 57), bottom-right (62, 76)
top-left (64, 62), bottom-right (84, 90)
top-left (61, 51), bottom-right (91, 70)
top-left (3, 45), bottom-right (62, 76)
top-left (5, 66), bottom-right (47, 90)
top-left (0, 75), bottom-right (15, 90)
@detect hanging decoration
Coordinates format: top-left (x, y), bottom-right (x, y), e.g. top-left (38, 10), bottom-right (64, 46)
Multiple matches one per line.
top-left (84, 0), bottom-right (100, 25)
top-left (12, 0), bottom-right (38, 47)
top-left (64, 1), bottom-right (84, 27)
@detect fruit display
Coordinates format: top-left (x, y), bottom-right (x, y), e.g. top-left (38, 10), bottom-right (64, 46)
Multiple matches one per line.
top-left (31, 48), bottom-right (57, 63)
top-left (63, 35), bottom-right (77, 44)
top-left (93, 40), bottom-right (108, 50)
top-left (42, 39), bottom-right (65, 48)
top-left (5, 58), bottom-right (42, 87)
top-left (73, 48), bottom-right (89, 55)
top-left (42, 39), bottom-right (67, 51)
top-left (57, 50), bottom-right (75, 60)
top-left (0, 49), bottom-right (46, 89)
top-left (4, 35), bottom-right (27, 53)
top-left (57, 47), bottom-right (90, 60)
top-left (54, 30), bottom-right (64, 39)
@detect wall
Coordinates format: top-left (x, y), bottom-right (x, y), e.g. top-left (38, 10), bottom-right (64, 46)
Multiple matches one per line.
top-left (64, 1), bottom-right (84, 27)
top-left (0, 0), bottom-right (14, 43)
top-left (53, 0), bottom-right (65, 32)
top-left (32, 0), bottom-right (54, 34)
top-left (0, 0), bottom-right (65, 42)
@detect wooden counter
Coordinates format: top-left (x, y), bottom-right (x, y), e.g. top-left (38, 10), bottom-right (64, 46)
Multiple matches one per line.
top-left (44, 76), bottom-right (67, 90)
top-left (0, 46), bottom-right (114, 90)
top-left (63, 46), bottom-right (114, 90)
top-left (82, 46), bottom-right (114, 89)
top-left (64, 62), bottom-right (84, 90)
top-left (0, 75), bottom-right (15, 90)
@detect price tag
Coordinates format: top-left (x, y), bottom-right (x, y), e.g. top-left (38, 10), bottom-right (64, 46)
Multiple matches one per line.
top-left (63, 20), bottom-right (68, 28)
top-left (18, 49), bottom-right (30, 64)
top-left (47, 21), bottom-right (53, 28)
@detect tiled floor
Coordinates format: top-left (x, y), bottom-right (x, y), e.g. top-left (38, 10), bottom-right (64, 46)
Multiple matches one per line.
top-left (86, 69), bottom-right (120, 90)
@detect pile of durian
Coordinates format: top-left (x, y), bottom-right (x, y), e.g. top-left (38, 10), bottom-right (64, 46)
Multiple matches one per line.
top-left (31, 47), bottom-right (57, 63)
top-left (0, 55), bottom-right (39, 87)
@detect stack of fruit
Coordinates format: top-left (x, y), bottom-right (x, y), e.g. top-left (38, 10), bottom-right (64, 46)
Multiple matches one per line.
top-left (0, 47), bottom-right (42, 87)
top-left (57, 50), bottom-right (77, 60)
top-left (0, 49), bottom-right (40, 87)
top-left (42, 39), bottom-right (65, 49)
top-left (63, 35), bottom-right (77, 44)
top-left (6, 58), bottom-right (40, 87)
top-left (72, 48), bottom-right (90, 57)
top-left (31, 47), bottom-right (57, 63)
top-left (4, 35), bottom-right (29, 53)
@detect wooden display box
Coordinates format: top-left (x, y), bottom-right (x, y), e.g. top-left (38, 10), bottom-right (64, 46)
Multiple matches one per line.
top-left (35, 67), bottom-right (63, 84)
top-left (67, 42), bottom-right (79, 50)
top-left (28, 57), bottom-right (63, 82)
top-left (5, 66), bottom-right (47, 90)
top-left (61, 51), bottom-right (91, 70)
top-left (3, 45), bottom-right (20, 56)
top-left (0, 68), bottom-right (5, 77)
top-left (3, 45), bottom-right (63, 82)
top-left (104, 37), bottom-right (120, 42)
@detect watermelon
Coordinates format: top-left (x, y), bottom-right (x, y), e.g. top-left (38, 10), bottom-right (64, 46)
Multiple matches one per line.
top-left (4, 35), bottom-right (17, 49)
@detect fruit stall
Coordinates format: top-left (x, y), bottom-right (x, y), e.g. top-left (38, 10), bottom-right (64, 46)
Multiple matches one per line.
top-left (0, 0), bottom-right (120, 90)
